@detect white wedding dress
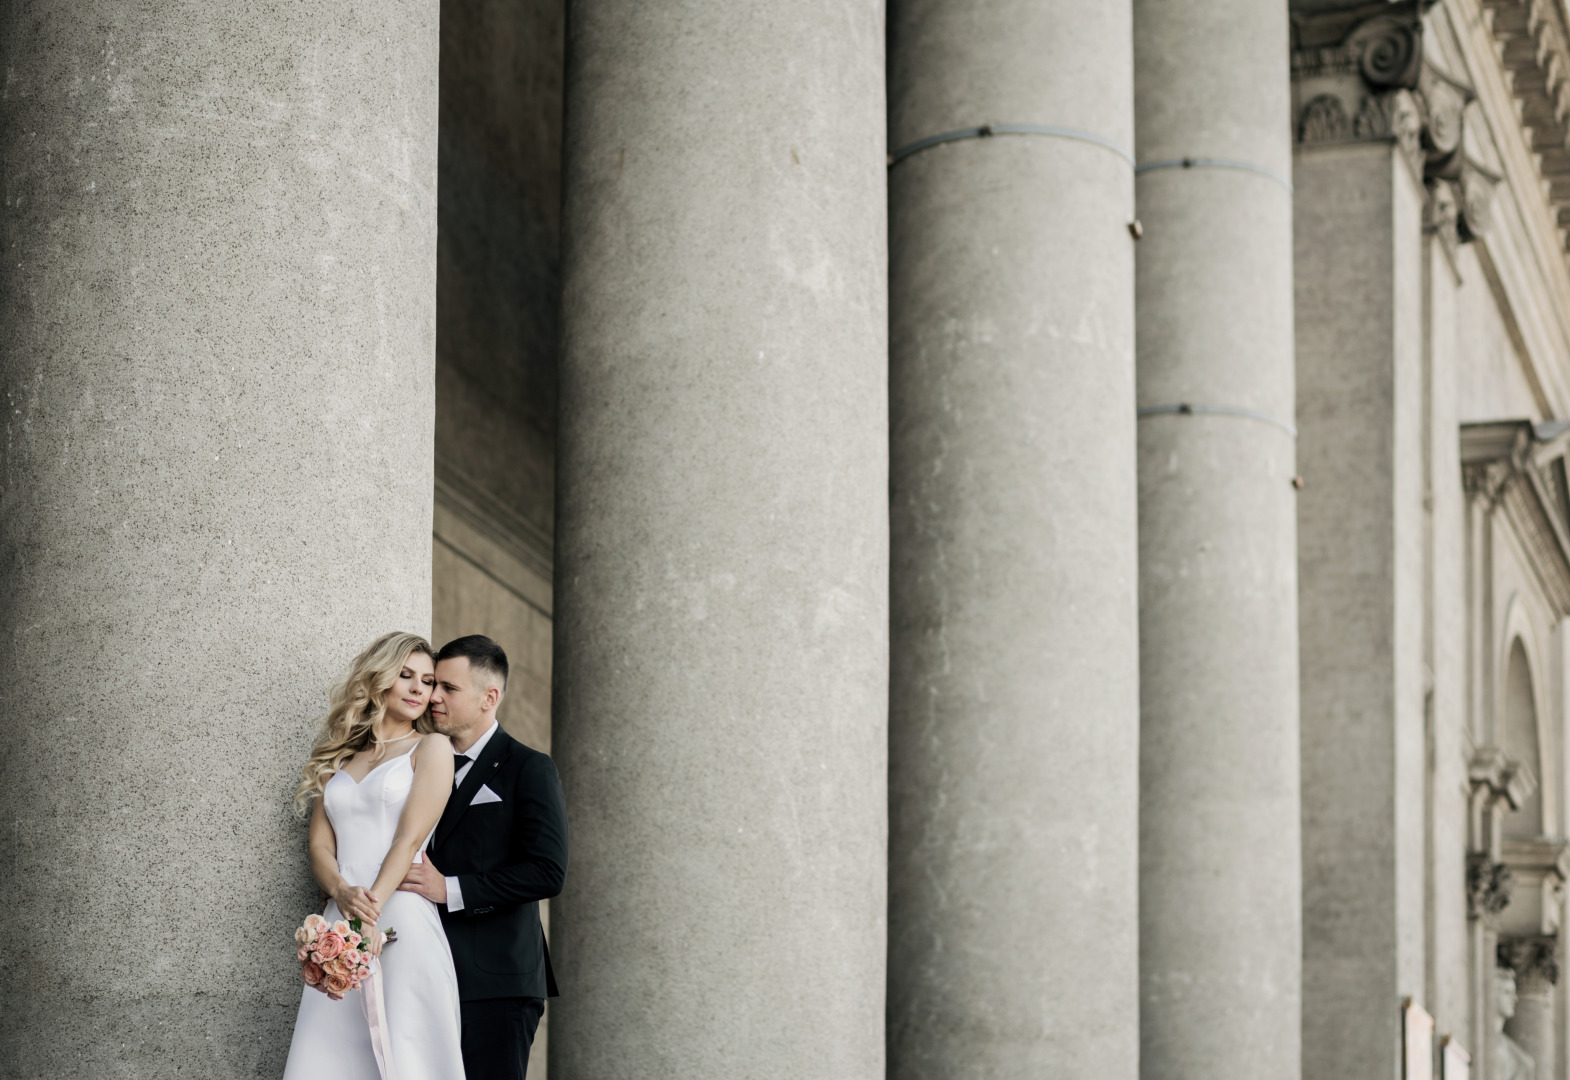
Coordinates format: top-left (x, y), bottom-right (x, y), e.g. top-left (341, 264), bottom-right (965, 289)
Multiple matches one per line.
top-left (282, 747), bottom-right (465, 1080)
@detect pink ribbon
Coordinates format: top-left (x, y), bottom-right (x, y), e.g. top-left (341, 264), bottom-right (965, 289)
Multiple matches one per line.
top-left (362, 958), bottom-right (400, 1080)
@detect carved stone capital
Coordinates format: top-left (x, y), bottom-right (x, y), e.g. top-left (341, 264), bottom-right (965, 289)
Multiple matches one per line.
top-left (1499, 936), bottom-right (1561, 994)
top-left (1463, 457), bottom-right (1515, 509)
top-left (1470, 852), bottom-right (1516, 919)
top-left (1292, 1), bottom-right (1497, 240)
top-left (1292, 3), bottom-right (1428, 89)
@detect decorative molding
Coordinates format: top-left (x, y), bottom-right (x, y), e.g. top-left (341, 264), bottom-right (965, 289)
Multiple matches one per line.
top-left (1498, 935), bottom-right (1561, 993)
top-left (1480, 0), bottom-right (1570, 254)
top-left (1501, 835), bottom-right (1570, 936)
top-left (1292, 1), bottom-right (1497, 242)
top-left (434, 462), bottom-right (553, 583)
top-left (1462, 420), bottom-right (1570, 617)
top-left (1501, 835), bottom-right (1570, 880)
top-left (1470, 744), bottom-right (1541, 810)
top-left (1469, 746), bottom-right (1539, 921)
top-left (433, 463), bottom-right (554, 618)
top-left (1472, 852), bottom-right (1518, 918)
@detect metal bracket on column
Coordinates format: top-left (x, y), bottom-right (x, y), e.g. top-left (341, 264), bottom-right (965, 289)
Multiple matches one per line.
top-left (1137, 402), bottom-right (1297, 438)
top-left (889, 123), bottom-right (1135, 168)
top-left (1135, 156), bottom-right (1294, 192)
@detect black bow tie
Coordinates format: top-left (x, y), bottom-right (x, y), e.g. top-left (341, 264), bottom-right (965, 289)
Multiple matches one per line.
top-left (453, 754), bottom-right (472, 772)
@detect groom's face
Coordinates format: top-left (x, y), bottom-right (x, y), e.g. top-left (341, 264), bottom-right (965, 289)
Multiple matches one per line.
top-left (431, 657), bottom-right (489, 737)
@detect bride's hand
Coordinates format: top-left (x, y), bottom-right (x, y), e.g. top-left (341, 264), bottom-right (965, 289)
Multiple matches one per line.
top-left (361, 921), bottom-right (388, 958)
top-left (332, 884), bottom-right (381, 924)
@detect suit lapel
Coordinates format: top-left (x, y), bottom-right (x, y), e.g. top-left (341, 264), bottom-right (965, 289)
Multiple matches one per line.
top-left (434, 727), bottom-right (513, 849)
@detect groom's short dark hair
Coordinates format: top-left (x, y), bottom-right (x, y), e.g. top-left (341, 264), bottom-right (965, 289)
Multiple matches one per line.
top-left (437, 634), bottom-right (509, 691)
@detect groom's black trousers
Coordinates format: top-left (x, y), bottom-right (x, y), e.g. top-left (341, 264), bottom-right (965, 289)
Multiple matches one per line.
top-left (460, 996), bottom-right (545, 1080)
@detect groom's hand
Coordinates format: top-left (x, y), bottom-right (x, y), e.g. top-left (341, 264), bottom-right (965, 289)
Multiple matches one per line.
top-left (398, 856), bottom-right (448, 904)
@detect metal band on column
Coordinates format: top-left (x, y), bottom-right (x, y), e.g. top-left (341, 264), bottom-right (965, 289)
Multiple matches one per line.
top-left (1137, 402), bottom-right (1298, 438)
top-left (889, 122), bottom-right (1135, 167)
top-left (1135, 155), bottom-right (1294, 192)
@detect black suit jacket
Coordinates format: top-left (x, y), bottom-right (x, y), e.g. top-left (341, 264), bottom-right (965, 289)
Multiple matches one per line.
top-left (427, 726), bottom-right (568, 1001)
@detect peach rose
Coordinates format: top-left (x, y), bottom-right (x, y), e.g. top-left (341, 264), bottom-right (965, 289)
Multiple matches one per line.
top-left (331, 920), bottom-right (352, 937)
top-left (323, 972), bottom-right (352, 996)
top-left (301, 961), bottom-right (324, 986)
top-left (304, 913), bottom-right (329, 933)
top-left (314, 931), bottom-right (346, 962)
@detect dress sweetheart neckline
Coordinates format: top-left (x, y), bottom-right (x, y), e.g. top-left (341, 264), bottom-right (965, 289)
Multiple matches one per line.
top-left (334, 745), bottom-right (418, 787)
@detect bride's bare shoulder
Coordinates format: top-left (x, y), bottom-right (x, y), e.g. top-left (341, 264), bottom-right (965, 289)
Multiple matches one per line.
top-left (412, 732), bottom-right (453, 766)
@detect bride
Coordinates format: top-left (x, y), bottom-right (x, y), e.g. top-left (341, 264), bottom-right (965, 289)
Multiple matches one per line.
top-left (283, 631), bottom-right (465, 1079)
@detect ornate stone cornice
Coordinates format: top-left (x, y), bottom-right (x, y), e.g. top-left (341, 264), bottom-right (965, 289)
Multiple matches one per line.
top-left (1291, 1), bottom-right (1497, 244)
top-left (1501, 836), bottom-right (1570, 936)
top-left (1462, 420), bottom-right (1570, 617)
top-left (1481, 0), bottom-right (1570, 255)
top-left (1499, 935), bottom-right (1561, 993)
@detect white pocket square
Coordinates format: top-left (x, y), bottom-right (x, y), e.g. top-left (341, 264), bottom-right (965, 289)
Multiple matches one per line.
top-left (470, 784), bottom-right (503, 806)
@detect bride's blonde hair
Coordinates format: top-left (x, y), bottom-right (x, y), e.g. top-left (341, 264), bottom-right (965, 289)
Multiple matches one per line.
top-left (293, 631), bottom-right (436, 817)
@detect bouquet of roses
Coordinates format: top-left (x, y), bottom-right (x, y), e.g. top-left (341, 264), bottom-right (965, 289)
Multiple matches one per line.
top-left (294, 912), bottom-right (396, 1000)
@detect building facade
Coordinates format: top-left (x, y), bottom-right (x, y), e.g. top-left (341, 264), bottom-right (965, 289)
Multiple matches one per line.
top-left (7, 0), bottom-right (1570, 1078)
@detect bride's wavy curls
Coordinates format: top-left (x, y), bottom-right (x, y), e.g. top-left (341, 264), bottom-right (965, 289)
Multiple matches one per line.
top-left (293, 631), bottom-right (436, 818)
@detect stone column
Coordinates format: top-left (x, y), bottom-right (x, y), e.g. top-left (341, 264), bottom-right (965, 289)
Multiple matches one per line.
top-left (549, 4), bottom-right (888, 1079)
top-left (0, 4), bottom-right (437, 1078)
top-left (1133, 3), bottom-right (1301, 1079)
top-left (1290, 4), bottom-right (1501, 1071)
top-left (885, 3), bottom-right (1139, 1078)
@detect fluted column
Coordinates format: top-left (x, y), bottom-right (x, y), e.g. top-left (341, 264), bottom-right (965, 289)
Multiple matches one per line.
top-left (0, 3), bottom-right (437, 1077)
top-left (1133, 3), bottom-right (1302, 1079)
top-left (885, 2), bottom-right (1139, 1078)
top-left (549, 4), bottom-right (888, 1079)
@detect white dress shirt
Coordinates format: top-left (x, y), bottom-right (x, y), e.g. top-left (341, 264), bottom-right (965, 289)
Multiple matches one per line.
top-left (444, 720), bottom-right (498, 912)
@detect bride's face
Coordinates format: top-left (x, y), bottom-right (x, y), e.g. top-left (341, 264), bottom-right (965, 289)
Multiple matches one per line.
top-left (384, 651), bottom-right (436, 726)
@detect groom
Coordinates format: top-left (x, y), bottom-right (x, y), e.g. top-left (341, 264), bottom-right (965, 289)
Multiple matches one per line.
top-left (398, 634), bottom-right (568, 1080)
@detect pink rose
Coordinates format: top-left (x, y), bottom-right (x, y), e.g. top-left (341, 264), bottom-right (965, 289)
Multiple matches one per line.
top-left (323, 972), bottom-right (352, 996)
top-left (304, 913), bottom-right (329, 933)
top-left (314, 932), bottom-right (346, 962)
top-left (301, 961), bottom-right (324, 987)
top-left (345, 932), bottom-right (362, 949)
top-left (297, 946), bottom-right (310, 962)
